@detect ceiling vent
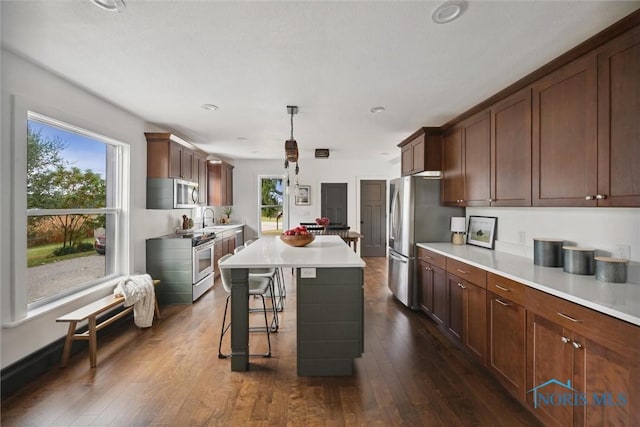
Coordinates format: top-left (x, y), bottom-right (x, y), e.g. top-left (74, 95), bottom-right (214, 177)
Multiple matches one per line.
top-left (315, 149), bottom-right (330, 159)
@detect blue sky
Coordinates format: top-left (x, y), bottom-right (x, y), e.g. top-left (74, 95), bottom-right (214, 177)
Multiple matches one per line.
top-left (28, 120), bottom-right (106, 177)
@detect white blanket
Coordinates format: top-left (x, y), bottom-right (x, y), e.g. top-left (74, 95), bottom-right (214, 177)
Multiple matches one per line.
top-left (114, 274), bottom-right (155, 328)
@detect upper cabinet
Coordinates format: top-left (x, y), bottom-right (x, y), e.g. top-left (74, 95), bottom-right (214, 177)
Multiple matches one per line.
top-left (442, 127), bottom-right (464, 205)
top-left (490, 88), bottom-right (532, 207)
top-left (532, 55), bottom-right (598, 206)
top-left (146, 132), bottom-right (196, 181)
top-left (208, 161), bottom-right (234, 206)
top-left (596, 25), bottom-right (640, 206)
top-left (398, 127), bottom-right (442, 176)
top-left (461, 111), bottom-right (491, 206)
top-left (442, 111), bottom-right (491, 207)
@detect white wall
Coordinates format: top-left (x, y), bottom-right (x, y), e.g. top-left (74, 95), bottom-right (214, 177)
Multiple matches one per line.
top-left (232, 157), bottom-right (399, 241)
top-left (0, 49), bottom-right (185, 368)
top-left (467, 207), bottom-right (640, 283)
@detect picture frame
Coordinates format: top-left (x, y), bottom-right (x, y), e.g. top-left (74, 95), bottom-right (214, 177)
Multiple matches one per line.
top-left (295, 185), bottom-right (310, 206)
top-left (466, 216), bottom-right (497, 249)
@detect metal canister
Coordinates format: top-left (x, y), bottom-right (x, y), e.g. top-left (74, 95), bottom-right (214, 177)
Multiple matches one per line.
top-left (533, 238), bottom-right (564, 267)
top-left (595, 257), bottom-right (628, 283)
top-left (562, 246), bottom-right (595, 275)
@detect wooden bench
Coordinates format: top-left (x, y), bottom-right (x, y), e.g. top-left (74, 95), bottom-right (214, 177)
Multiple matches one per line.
top-left (56, 279), bottom-right (161, 368)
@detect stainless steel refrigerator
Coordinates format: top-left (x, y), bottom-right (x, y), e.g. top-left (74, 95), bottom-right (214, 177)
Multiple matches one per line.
top-left (388, 176), bottom-right (464, 309)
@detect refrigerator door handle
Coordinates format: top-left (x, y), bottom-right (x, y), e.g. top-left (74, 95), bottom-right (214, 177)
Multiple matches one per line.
top-left (388, 251), bottom-right (408, 263)
top-left (391, 187), bottom-right (401, 241)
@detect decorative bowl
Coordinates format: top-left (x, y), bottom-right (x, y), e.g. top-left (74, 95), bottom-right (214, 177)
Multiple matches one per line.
top-left (280, 234), bottom-right (315, 247)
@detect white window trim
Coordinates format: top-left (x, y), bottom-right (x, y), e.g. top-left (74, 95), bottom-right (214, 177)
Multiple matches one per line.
top-left (257, 174), bottom-right (288, 237)
top-left (2, 99), bottom-right (130, 325)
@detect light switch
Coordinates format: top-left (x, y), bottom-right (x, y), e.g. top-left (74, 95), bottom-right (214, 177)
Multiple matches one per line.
top-left (300, 268), bottom-right (316, 278)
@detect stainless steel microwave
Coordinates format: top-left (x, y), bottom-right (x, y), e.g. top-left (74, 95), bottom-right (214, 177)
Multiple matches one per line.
top-left (174, 179), bottom-right (199, 208)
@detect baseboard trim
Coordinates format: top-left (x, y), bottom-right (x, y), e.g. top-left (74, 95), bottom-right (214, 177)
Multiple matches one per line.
top-left (1, 309), bottom-right (133, 399)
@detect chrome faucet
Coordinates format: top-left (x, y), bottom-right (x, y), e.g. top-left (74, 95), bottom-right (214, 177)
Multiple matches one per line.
top-left (203, 207), bottom-right (215, 226)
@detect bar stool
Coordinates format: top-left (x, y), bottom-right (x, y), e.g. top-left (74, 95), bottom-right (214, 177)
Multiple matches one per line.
top-left (245, 238), bottom-right (286, 313)
top-left (217, 254), bottom-right (272, 358)
top-left (234, 245), bottom-right (279, 331)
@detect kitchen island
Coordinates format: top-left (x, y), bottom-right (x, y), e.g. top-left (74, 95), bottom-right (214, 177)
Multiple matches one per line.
top-left (219, 235), bottom-right (366, 375)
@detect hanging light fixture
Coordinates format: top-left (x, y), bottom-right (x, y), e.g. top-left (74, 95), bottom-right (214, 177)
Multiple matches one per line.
top-left (284, 105), bottom-right (300, 188)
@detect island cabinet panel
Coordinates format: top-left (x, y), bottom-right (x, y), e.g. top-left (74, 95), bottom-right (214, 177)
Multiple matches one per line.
top-left (442, 128), bottom-right (464, 206)
top-left (490, 87), bottom-right (532, 207)
top-left (532, 55), bottom-right (598, 206)
top-left (297, 268), bottom-right (364, 376)
top-left (597, 25), bottom-right (640, 207)
top-left (462, 111), bottom-right (491, 207)
top-left (526, 287), bottom-right (640, 426)
top-left (487, 291), bottom-right (527, 402)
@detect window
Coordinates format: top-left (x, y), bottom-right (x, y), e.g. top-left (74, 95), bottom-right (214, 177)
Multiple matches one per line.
top-left (258, 176), bottom-right (286, 236)
top-left (26, 112), bottom-right (125, 308)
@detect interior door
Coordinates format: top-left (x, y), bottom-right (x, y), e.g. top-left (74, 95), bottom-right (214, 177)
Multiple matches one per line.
top-left (360, 180), bottom-right (386, 257)
top-left (321, 183), bottom-right (347, 225)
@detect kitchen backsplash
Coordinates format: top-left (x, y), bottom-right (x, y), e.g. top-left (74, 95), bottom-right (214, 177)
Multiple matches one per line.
top-left (467, 207), bottom-right (640, 284)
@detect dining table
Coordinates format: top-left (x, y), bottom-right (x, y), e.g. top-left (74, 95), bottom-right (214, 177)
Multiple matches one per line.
top-left (219, 235), bottom-right (366, 375)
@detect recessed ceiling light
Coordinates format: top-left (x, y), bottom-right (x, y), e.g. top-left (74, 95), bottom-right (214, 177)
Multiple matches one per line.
top-left (370, 106), bottom-right (386, 114)
top-left (201, 104), bottom-right (219, 111)
top-left (236, 137), bottom-right (248, 142)
top-left (91, 0), bottom-right (126, 12)
top-left (380, 152), bottom-right (389, 156)
top-left (432, 0), bottom-right (466, 24)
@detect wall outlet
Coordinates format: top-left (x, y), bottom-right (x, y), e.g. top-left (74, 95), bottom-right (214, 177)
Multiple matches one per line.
top-left (614, 244), bottom-right (630, 260)
top-left (518, 231), bottom-right (526, 245)
top-left (300, 268), bottom-right (316, 278)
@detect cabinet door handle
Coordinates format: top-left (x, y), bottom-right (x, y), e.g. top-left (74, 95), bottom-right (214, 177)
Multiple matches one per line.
top-left (561, 336), bottom-right (571, 344)
top-left (557, 312), bottom-right (582, 323)
top-left (572, 341), bottom-right (583, 349)
top-left (495, 284), bottom-right (510, 292)
top-left (495, 298), bottom-right (511, 307)
top-left (595, 194), bottom-right (607, 200)
top-left (456, 269), bottom-right (468, 275)
top-left (488, 198), bottom-right (493, 202)
top-left (458, 282), bottom-right (466, 289)
top-left (585, 195), bottom-right (595, 200)
top-left (423, 255), bottom-right (432, 259)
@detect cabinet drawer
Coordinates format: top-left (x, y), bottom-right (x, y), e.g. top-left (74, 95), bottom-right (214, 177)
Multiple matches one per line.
top-left (487, 272), bottom-right (525, 306)
top-left (526, 287), bottom-right (640, 351)
top-left (446, 258), bottom-right (486, 288)
top-left (416, 247), bottom-right (446, 270)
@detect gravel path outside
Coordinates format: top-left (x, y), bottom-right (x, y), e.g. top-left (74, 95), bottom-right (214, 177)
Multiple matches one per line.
top-left (27, 254), bottom-right (106, 303)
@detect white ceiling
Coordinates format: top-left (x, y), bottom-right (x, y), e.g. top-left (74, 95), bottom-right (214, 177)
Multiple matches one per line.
top-left (2, 1), bottom-right (639, 161)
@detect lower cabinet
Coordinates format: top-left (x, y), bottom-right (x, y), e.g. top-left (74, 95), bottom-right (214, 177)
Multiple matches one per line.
top-left (416, 248), bottom-right (640, 426)
top-left (527, 307), bottom-right (640, 426)
top-left (487, 292), bottom-right (527, 402)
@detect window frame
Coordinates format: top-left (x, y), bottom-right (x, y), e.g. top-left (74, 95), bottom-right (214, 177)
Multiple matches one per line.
top-left (7, 109), bottom-right (130, 318)
top-left (257, 174), bottom-right (288, 237)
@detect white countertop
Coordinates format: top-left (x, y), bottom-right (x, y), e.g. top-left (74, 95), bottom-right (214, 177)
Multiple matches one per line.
top-left (418, 243), bottom-right (640, 326)
top-left (220, 235), bottom-right (366, 268)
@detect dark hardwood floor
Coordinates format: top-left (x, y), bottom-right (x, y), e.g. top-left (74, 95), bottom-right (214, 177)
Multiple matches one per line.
top-left (1, 257), bottom-right (541, 426)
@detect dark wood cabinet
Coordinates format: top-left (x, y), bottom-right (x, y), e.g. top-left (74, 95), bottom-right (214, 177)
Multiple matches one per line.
top-left (596, 25), bottom-right (640, 207)
top-left (446, 258), bottom-right (487, 361)
top-left (526, 287), bottom-right (640, 426)
top-left (442, 127), bottom-right (464, 205)
top-left (442, 112), bottom-right (490, 207)
top-left (193, 152), bottom-right (208, 205)
top-left (417, 248), bottom-right (447, 319)
top-left (532, 55), bottom-right (598, 206)
top-left (462, 111), bottom-right (491, 206)
top-left (146, 132), bottom-right (200, 182)
top-left (491, 88), bottom-right (532, 206)
top-left (208, 161), bottom-right (234, 206)
top-left (487, 273), bottom-right (527, 401)
top-left (398, 127), bottom-right (442, 176)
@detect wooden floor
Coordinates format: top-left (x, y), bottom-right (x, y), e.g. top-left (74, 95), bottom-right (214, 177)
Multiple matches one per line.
top-left (1, 257), bottom-right (541, 426)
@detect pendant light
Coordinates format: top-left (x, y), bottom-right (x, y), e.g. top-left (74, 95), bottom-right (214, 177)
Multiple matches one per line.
top-left (284, 105), bottom-right (300, 188)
